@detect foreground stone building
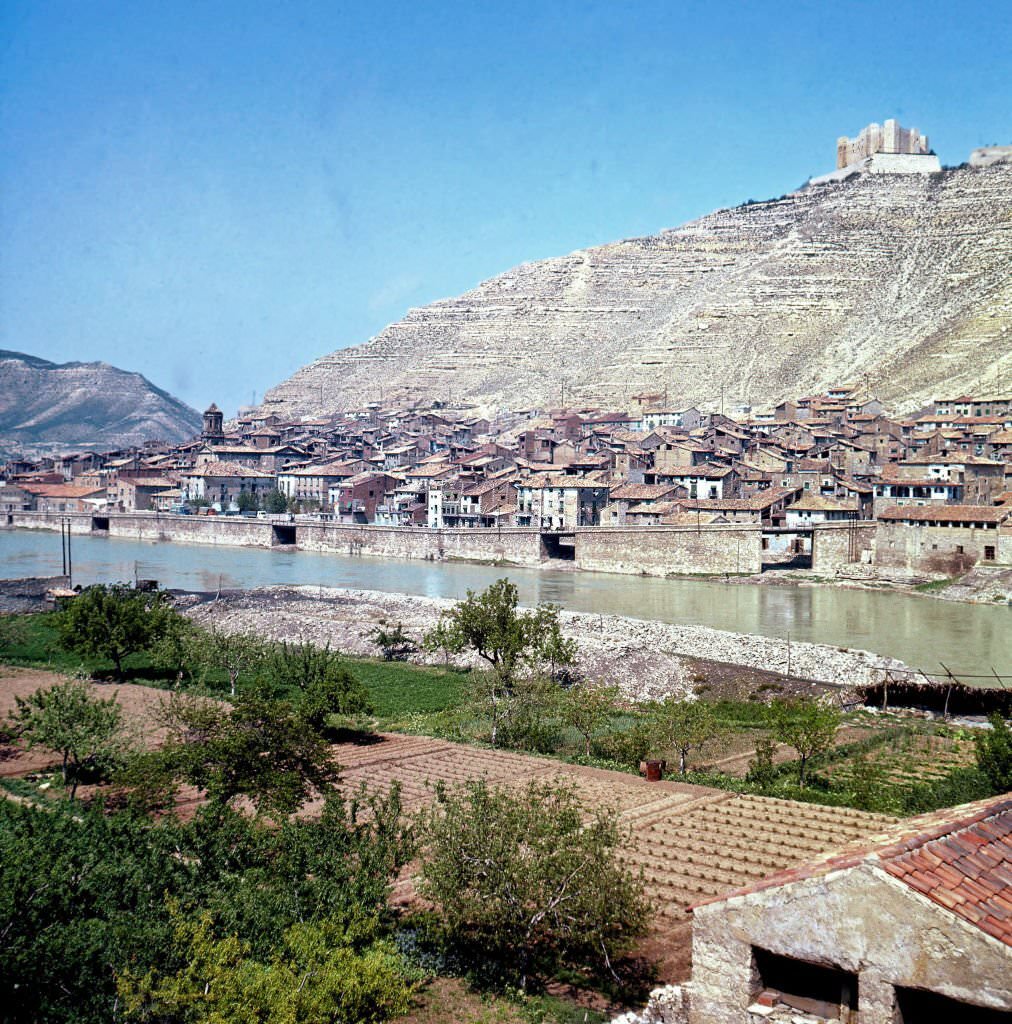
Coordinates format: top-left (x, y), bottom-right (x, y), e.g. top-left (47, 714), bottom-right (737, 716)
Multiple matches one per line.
top-left (619, 795), bottom-right (1012, 1024)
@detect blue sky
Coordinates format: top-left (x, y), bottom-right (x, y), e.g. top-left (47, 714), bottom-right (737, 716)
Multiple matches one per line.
top-left (2, 0), bottom-right (1009, 415)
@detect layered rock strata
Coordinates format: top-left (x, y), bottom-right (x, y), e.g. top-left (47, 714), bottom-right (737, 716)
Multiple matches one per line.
top-left (262, 161), bottom-right (1012, 417)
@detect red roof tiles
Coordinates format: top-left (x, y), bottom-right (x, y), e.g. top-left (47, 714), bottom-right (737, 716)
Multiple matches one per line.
top-left (694, 794), bottom-right (1012, 947)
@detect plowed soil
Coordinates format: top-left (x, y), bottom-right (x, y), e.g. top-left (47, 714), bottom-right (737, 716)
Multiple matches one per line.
top-left (0, 668), bottom-right (897, 983)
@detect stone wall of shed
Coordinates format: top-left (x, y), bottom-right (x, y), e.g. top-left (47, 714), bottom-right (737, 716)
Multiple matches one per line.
top-left (688, 863), bottom-right (1012, 1024)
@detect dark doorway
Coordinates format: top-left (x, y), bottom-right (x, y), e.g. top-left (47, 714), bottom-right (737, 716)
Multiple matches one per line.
top-left (541, 533), bottom-right (575, 560)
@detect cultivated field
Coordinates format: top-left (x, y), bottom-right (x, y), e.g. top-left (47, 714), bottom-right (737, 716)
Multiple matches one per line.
top-left (0, 668), bottom-right (898, 982)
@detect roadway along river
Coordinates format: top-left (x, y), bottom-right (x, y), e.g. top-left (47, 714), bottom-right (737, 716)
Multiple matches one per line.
top-left (2, 528), bottom-right (1009, 681)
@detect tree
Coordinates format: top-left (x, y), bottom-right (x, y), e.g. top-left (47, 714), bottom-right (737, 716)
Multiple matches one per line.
top-left (235, 489), bottom-right (259, 513)
top-left (366, 621), bottom-right (417, 661)
top-left (190, 626), bottom-right (267, 696)
top-left (648, 697), bottom-right (722, 775)
top-left (767, 697), bottom-right (841, 788)
top-left (160, 688), bottom-right (339, 816)
top-left (56, 583), bottom-right (180, 678)
top-left (426, 578), bottom-right (575, 688)
top-left (8, 679), bottom-right (126, 799)
top-left (466, 670), bottom-right (562, 752)
top-left (118, 910), bottom-right (414, 1024)
top-left (563, 681), bottom-right (621, 757)
top-left (263, 488), bottom-right (289, 514)
top-left (976, 713), bottom-right (1012, 793)
top-left (418, 778), bottom-right (649, 990)
top-left (265, 638), bottom-right (372, 727)
top-left (424, 579), bottom-right (576, 745)
top-left (421, 618), bottom-right (457, 666)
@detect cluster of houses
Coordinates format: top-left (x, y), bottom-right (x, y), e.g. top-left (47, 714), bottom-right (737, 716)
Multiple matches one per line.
top-left (3, 388), bottom-right (1011, 553)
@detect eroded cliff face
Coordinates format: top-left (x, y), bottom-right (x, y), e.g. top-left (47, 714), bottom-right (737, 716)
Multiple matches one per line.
top-left (262, 162), bottom-right (1012, 416)
top-left (0, 351), bottom-right (202, 449)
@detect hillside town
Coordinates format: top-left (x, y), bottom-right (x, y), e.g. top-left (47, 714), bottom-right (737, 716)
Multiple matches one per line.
top-left (4, 386), bottom-right (1011, 579)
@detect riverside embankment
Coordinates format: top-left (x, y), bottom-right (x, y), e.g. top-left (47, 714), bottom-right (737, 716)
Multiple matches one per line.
top-left (3, 523), bottom-right (1010, 678)
top-left (179, 585), bottom-right (906, 700)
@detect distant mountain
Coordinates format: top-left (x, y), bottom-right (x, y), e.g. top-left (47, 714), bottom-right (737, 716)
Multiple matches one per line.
top-left (261, 158), bottom-right (1012, 417)
top-left (0, 351), bottom-right (202, 450)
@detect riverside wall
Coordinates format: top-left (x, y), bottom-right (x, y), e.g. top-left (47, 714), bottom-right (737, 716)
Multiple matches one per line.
top-left (5, 511), bottom-right (767, 577)
top-left (575, 525), bottom-right (763, 576)
top-left (810, 521), bottom-right (877, 572)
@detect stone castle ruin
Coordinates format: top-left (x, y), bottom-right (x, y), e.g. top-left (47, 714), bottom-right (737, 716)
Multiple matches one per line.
top-left (837, 118), bottom-right (930, 167)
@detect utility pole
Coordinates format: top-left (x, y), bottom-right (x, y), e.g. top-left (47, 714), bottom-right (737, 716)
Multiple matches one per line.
top-left (65, 518), bottom-right (72, 588)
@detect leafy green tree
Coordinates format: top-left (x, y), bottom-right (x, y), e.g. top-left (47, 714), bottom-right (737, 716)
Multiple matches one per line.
top-left (118, 909), bottom-right (414, 1024)
top-left (562, 681), bottom-right (621, 757)
top-left (425, 579), bottom-right (576, 745)
top-left (421, 618), bottom-right (457, 666)
top-left (190, 626), bottom-right (268, 696)
top-left (56, 583), bottom-right (180, 678)
top-left (366, 620), bottom-right (417, 661)
top-left (0, 783), bottom-right (414, 1024)
top-left (8, 679), bottom-right (126, 798)
top-left (235, 489), bottom-right (259, 513)
top-left (426, 578), bottom-right (575, 688)
top-left (265, 638), bottom-right (372, 726)
top-left (649, 697), bottom-right (722, 775)
top-left (263, 488), bottom-right (289, 513)
top-left (745, 735), bottom-right (779, 788)
top-left (767, 697), bottom-right (841, 788)
top-left (160, 688), bottom-right (339, 816)
top-left (976, 713), bottom-right (1012, 793)
top-left (417, 778), bottom-right (650, 990)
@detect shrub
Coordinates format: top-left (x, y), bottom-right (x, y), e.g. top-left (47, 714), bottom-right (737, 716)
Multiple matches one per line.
top-left (417, 778), bottom-right (650, 990)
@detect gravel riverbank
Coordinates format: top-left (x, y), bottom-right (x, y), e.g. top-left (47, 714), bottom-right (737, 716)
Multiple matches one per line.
top-left (179, 585), bottom-right (907, 702)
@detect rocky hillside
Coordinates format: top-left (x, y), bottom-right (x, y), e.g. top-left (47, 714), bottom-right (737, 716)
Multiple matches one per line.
top-left (0, 351), bottom-right (202, 450)
top-left (262, 160), bottom-right (1012, 416)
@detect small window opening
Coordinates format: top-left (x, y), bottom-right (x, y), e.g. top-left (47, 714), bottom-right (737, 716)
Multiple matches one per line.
top-left (752, 948), bottom-right (858, 1023)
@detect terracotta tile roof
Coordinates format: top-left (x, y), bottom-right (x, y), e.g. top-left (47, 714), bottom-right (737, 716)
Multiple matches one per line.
top-left (609, 483), bottom-right (682, 501)
top-left (694, 794), bottom-right (1012, 947)
top-left (879, 505), bottom-right (1011, 524)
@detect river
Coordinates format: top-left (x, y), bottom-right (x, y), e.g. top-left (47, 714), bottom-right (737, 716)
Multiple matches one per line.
top-left (1, 528), bottom-right (1009, 680)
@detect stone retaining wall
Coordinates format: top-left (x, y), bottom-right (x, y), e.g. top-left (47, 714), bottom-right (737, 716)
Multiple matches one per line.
top-left (575, 525), bottom-right (763, 576)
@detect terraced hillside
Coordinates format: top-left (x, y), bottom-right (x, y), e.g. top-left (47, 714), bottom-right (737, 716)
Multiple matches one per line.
top-left (262, 159), bottom-right (1012, 417)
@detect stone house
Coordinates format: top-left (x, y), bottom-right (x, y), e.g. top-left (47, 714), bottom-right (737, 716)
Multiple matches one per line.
top-left (649, 464), bottom-right (739, 500)
top-left (640, 407), bottom-right (703, 432)
top-left (875, 504), bottom-right (1011, 573)
top-left (181, 463), bottom-right (276, 508)
top-left (21, 483), bottom-right (107, 513)
top-left (682, 795), bottom-right (1012, 1024)
top-left (109, 476), bottom-right (178, 512)
top-left (601, 483), bottom-right (687, 526)
top-left (676, 487), bottom-right (801, 527)
top-left (783, 494), bottom-right (857, 528)
top-left (277, 463), bottom-right (357, 508)
top-left (0, 483), bottom-right (34, 513)
top-left (892, 453), bottom-right (1006, 506)
top-left (331, 472), bottom-right (401, 524)
top-left (514, 474), bottom-right (611, 530)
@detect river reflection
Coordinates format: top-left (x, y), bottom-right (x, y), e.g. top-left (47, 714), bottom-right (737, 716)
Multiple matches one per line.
top-left (1, 528), bottom-right (1008, 679)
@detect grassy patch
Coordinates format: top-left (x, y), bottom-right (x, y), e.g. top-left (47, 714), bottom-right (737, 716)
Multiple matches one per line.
top-left (914, 577), bottom-right (957, 593)
top-left (0, 612), bottom-right (468, 720)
